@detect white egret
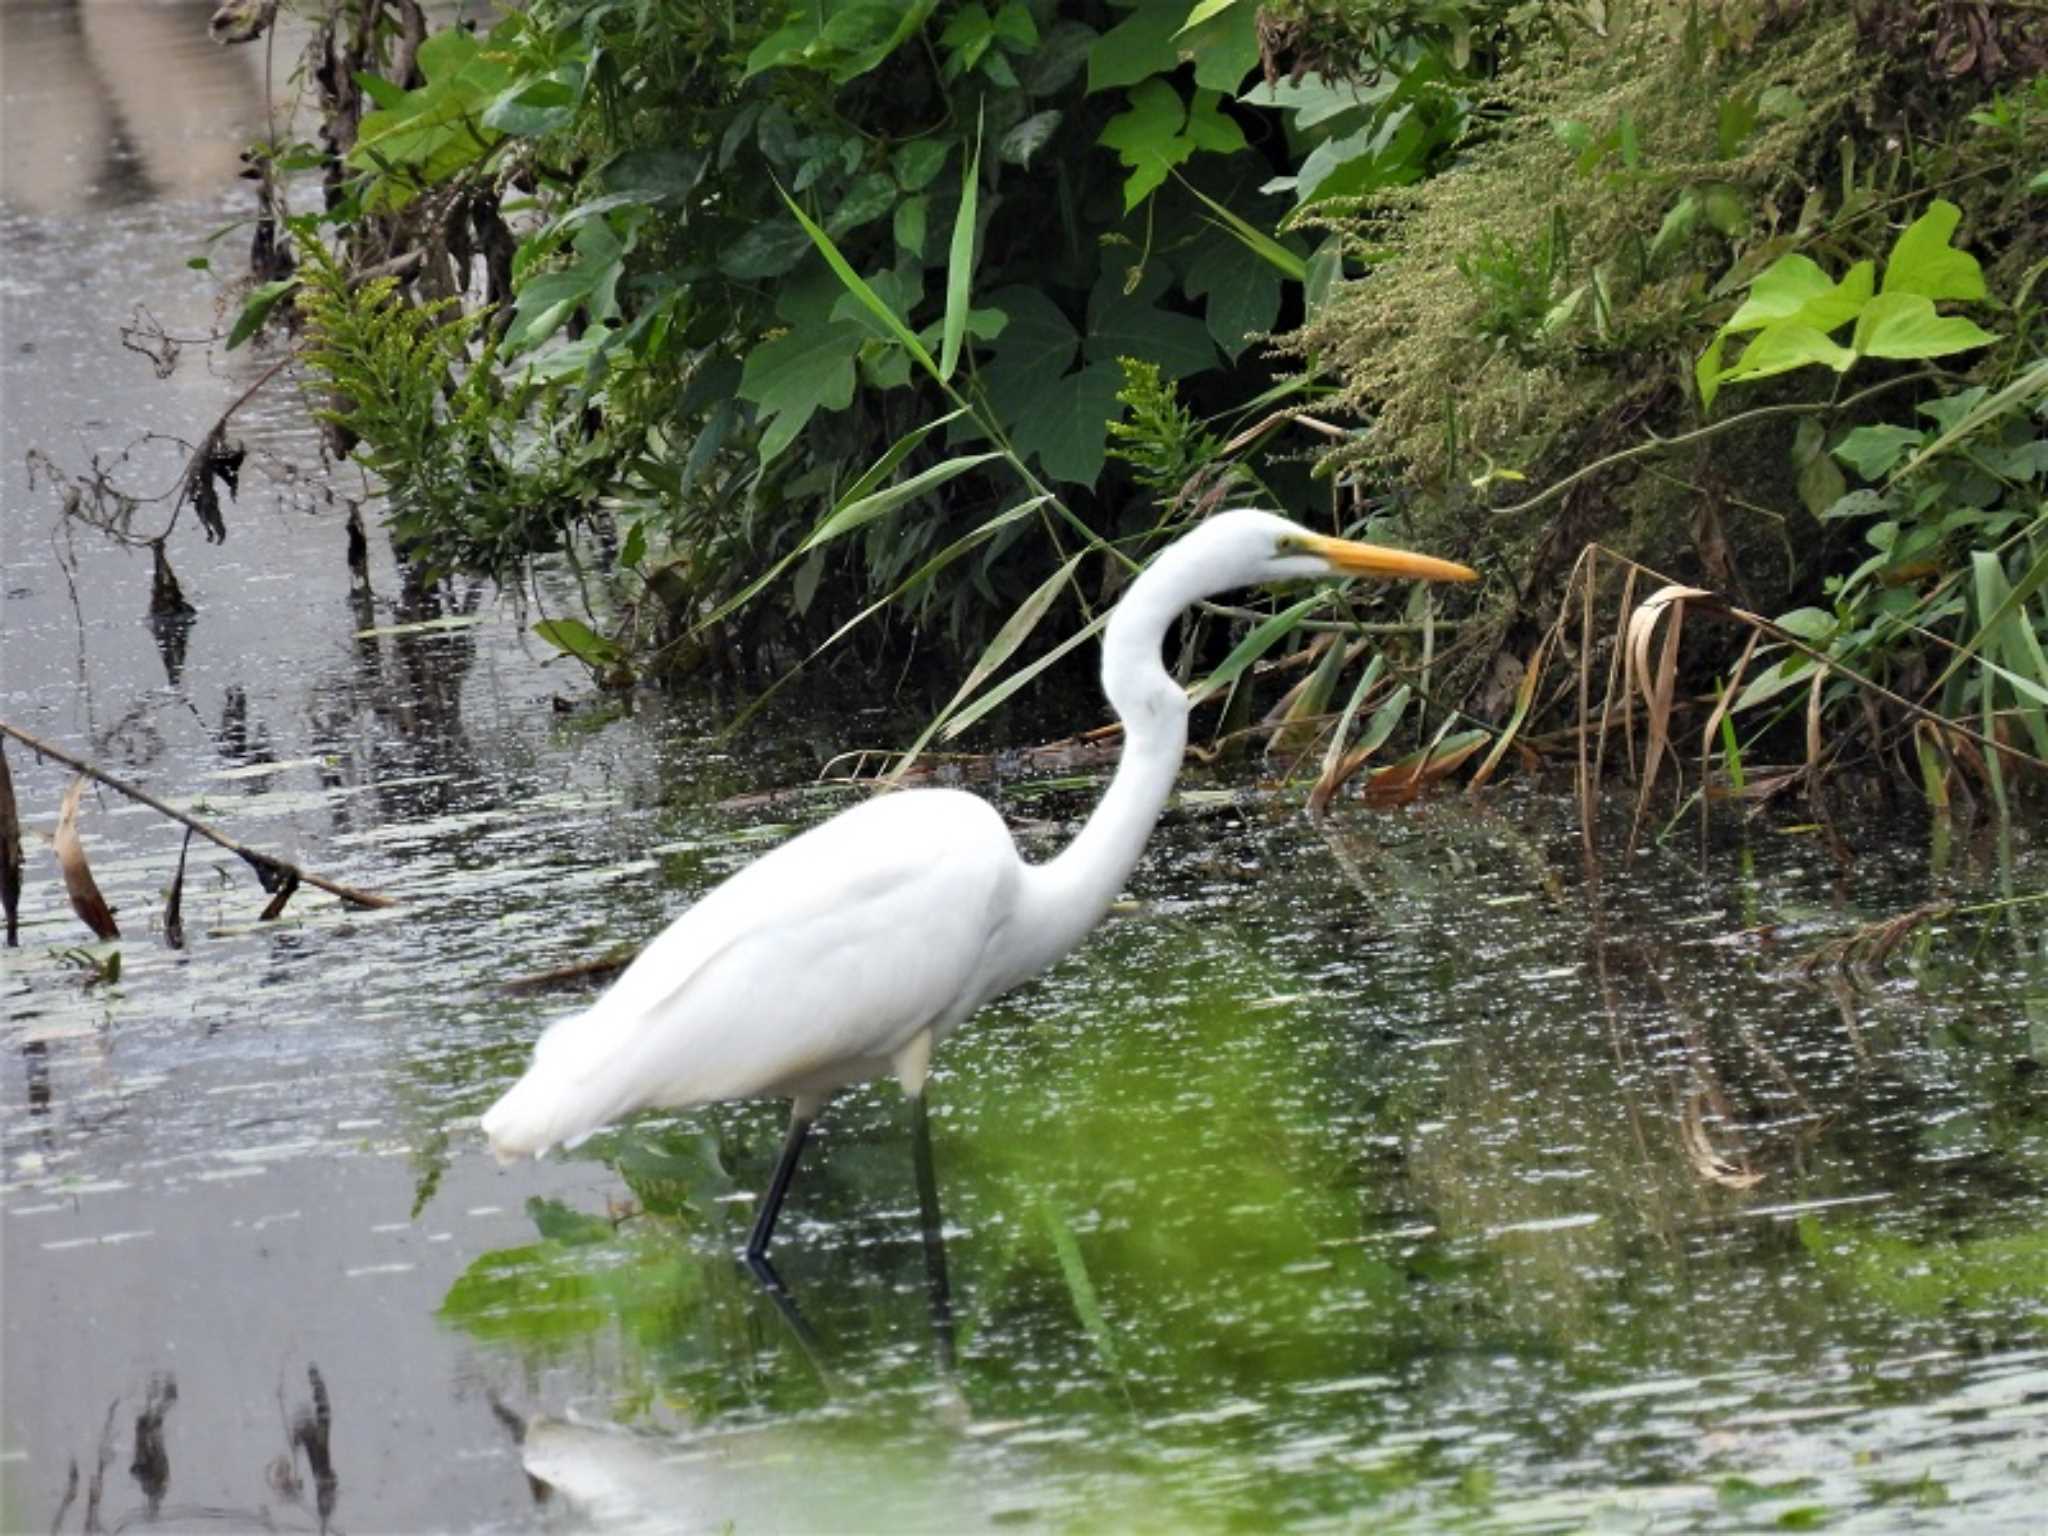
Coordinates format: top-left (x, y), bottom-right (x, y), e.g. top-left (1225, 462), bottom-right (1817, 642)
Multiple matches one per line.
top-left (482, 510), bottom-right (1476, 1273)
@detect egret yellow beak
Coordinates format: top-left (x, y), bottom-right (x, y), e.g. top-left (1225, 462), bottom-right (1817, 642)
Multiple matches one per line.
top-left (1304, 534), bottom-right (1478, 584)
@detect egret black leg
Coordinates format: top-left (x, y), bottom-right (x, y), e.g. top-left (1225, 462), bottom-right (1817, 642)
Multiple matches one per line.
top-left (745, 1111), bottom-right (814, 1292)
top-left (911, 1093), bottom-right (956, 1374)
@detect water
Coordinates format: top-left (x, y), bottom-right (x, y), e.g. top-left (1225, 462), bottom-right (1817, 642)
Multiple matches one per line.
top-left (3, 9), bottom-right (2046, 1532)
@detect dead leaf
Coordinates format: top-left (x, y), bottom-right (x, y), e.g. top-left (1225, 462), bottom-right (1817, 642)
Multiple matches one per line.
top-left (1362, 727), bottom-right (1489, 806)
top-left (164, 828), bottom-right (193, 950)
top-left (1624, 584), bottom-right (1709, 849)
top-left (53, 775), bottom-right (119, 940)
top-left (0, 742), bottom-right (21, 946)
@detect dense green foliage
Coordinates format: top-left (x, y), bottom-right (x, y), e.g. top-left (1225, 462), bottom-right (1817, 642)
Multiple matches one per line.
top-left (285, 0), bottom-right (1496, 668)
top-left (271, 0), bottom-right (2048, 799)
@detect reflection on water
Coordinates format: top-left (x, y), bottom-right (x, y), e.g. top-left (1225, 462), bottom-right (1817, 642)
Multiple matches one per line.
top-left (3, 7), bottom-right (2047, 1532)
top-left (0, 0), bottom-right (274, 216)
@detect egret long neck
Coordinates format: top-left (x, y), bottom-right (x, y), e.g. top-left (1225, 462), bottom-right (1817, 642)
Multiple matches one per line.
top-left (1007, 557), bottom-right (1194, 981)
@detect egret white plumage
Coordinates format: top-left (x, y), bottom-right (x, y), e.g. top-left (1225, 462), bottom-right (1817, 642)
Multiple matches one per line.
top-left (481, 510), bottom-right (1476, 1272)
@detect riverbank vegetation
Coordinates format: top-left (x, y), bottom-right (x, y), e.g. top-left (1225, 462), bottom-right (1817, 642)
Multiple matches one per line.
top-left (205, 0), bottom-right (2043, 818)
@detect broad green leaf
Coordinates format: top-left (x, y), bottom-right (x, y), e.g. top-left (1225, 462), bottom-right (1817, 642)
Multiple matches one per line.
top-left (827, 172), bottom-right (899, 236)
top-left (1086, 265), bottom-right (1218, 380)
top-left (505, 218), bottom-right (627, 354)
top-left (737, 320), bottom-right (864, 464)
top-left (1732, 655), bottom-right (1816, 713)
top-left (1722, 254), bottom-right (1873, 335)
top-left (1881, 199), bottom-right (1986, 301)
top-left (1089, 0), bottom-right (1259, 95)
top-left (1100, 78), bottom-right (1192, 211)
top-left (717, 218), bottom-right (813, 279)
top-left (534, 618), bottom-right (622, 668)
top-left (1009, 362), bottom-right (1126, 485)
top-left (1185, 87), bottom-right (1247, 154)
top-left (893, 139), bottom-right (949, 191)
top-left (618, 520), bottom-right (647, 571)
top-left (1184, 228), bottom-right (1284, 359)
top-left (1832, 424), bottom-right (1924, 480)
top-left (1850, 291), bottom-right (1998, 360)
top-left (1776, 606), bottom-right (1837, 642)
top-left (226, 278), bottom-right (299, 351)
top-left (1176, 0), bottom-right (1247, 35)
top-left (991, 0), bottom-right (1037, 48)
top-left (1894, 361), bottom-right (2048, 481)
top-left (1695, 330), bottom-right (1729, 409)
top-left (941, 115), bottom-right (983, 382)
top-left (1718, 320), bottom-right (1856, 384)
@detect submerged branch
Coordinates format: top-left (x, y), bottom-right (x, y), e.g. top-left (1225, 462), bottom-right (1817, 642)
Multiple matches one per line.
top-left (0, 721), bottom-right (395, 912)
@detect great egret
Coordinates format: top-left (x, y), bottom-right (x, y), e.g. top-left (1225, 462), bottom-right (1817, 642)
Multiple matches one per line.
top-left (482, 510), bottom-right (1476, 1274)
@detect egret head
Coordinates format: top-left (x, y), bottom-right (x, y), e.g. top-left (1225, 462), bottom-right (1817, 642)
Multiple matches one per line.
top-left (1196, 508), bottom-right (1479, 589)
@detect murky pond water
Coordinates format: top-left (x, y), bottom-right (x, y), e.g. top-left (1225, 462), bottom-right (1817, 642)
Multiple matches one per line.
top-left (5, 9), bottom-right (2047, 1533)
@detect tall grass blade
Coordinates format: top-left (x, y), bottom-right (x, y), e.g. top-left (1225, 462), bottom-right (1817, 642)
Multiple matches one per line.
top-left (1308, 654), bottom-right (1387, 812)
top-left (779, 182), bottom-right (941, 382)
top-left (800, 452), bottom-right (1004, 552)
top-left (695, 412), bottom-right (969, 629)
top-left (1179, 178), bottom-right (1309, 281)
top-left (940, 112), bottom-right (982, 382)
top-left (1188, 594), bottom-right (1324, 705)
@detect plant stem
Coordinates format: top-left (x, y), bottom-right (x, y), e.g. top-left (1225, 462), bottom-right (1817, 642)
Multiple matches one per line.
top-left (0, 721), bottom-right (395, 911)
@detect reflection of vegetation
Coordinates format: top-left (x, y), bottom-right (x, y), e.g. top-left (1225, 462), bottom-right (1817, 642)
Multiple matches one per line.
top-left (434, 800), bottom-right (2048, 1527)
top-left (1800, 1215), bottom-right (2048, 1329)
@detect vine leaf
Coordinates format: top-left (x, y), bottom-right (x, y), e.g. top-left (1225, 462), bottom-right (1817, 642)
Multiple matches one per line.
top-left (1881, 199), bottom-right (1986, 302)
top-left (738, 320), bottom-right (864, 464)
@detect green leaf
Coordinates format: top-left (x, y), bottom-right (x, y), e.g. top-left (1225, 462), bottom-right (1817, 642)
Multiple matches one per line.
top-left (1797, 441), bottom-right (1847, 519)
top-left (1850, 291), bottom-right (1998, 361)
top-left (1723, 254), bottom-right (1873, 335)
top-left (1011, 362), bottom-right (1126, 484)
top-left (226, 277), bottom-right (299, 351)
top-left (991, 0), bottom-right (1037, 48)
top-left (894, 194), bottom-right (928, 256)
top-left (1176, 0), bottom-right (1247, 34)
top-left (1881, 199), bottom-right (1986, 301)
top-left (1185, 87), bottom-right (1247, 154)
top-left (827, 172), bottom-right (899, 236)
top-left (1717, 320), bottom-right (1857, 386)
top-left (1832, 424), bottom-right (1924, 480)
top-left (893, 139), bottom-right (949, 191)
top-left (941, 113), bottom-right (982, 382)
top-left (717, 218), bottom-right (813, 279)
top-left (737, 320), bottom-right (864, 464)
top-left (1100, 78), bottom-right (1192, 211)
top-left (1184, 230), bottom-right (1283, 360)
top-left (534, 618), bottom-right (622, 668)
top-left (1086, 265), bottom-right (1218, 380)
top-left (618, 520), bottom-right (647, 570)
top-left (1089, 0), bottom-right (1258, 95)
